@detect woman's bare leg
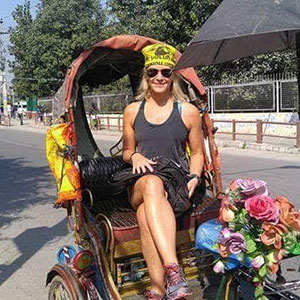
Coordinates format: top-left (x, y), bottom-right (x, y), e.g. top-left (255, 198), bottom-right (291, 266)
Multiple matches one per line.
top-left (131, 175), bottom-right (178, 265)
top-left (136, 203), bottom-right (165, 295)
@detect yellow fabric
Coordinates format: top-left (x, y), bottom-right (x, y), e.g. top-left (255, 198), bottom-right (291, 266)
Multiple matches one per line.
top-left (46, 124), bottom-right (81, 204)
top-left (142, 43), bottom-right (176, 68)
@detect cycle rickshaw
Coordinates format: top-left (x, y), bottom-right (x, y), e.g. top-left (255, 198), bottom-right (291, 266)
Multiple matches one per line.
top-left (45, 35), bottom-right (300, 299)
top-left (45, 34), bottom-right (222, 299)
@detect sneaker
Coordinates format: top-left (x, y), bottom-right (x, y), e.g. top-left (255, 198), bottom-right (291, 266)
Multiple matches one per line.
top-left (163, 263), bottom-right (192, 299)
top-left (144, 290), bottom-right (166, 299)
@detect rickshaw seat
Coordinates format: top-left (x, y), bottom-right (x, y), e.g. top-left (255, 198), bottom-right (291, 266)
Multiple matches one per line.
top-left (80, 155), bottom-right (220, 248)
top-left (110, 195), bottom-right (219, 245)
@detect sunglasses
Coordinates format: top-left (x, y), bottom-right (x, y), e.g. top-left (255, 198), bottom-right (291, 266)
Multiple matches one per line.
top-left (146, 68), bottom-right (173, 78)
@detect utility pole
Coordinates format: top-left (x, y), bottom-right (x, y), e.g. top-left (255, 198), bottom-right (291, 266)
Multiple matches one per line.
top-left (0, 19), bottom-right (11, 125)
top-left (0, 71), bottom-right (10, 125)
top-left (297, 32), bottom-right (300, 120)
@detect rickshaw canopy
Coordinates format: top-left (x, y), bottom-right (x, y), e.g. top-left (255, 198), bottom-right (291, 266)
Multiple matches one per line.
top-left (53, 35), bottom-right (207, 122)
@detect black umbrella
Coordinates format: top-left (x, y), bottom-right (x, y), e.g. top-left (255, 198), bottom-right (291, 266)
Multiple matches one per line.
top-left (175, 0), bottom-right (300, 117)
top-left (175, 0), bottom-right (300, 69)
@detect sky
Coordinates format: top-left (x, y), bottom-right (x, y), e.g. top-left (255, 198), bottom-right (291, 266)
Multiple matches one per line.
top-left (1, 0), bottom-right (40, 83)
top-left (1, 0), bottom-right (39, 45)
top-left (0, 0), bottom-right (105, 84)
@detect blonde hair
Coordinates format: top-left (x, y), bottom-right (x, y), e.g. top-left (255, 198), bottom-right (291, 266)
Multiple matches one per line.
top-left (135, 68), bottom-right (189, 102)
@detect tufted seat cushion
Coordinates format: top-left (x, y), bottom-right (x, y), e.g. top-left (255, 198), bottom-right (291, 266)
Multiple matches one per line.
top-left (80, 155), bottom-right (130, 202)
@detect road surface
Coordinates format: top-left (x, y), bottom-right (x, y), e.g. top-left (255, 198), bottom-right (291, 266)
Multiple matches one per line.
top-left (0, 127), bottom-right (299, 299)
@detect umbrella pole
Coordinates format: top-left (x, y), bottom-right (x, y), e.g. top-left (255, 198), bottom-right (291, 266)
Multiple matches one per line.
top-left (296, 32), bottom-right (300, 119)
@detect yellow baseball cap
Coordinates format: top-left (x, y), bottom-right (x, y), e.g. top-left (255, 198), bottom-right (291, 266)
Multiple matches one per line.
top-left (142, 43), bottom-right (176, 68)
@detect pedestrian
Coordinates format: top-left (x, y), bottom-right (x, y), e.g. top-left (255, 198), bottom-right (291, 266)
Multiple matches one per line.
top-left (37, 105), bottom-right (43, 122)
top-left (112, 43), bottom-right (204, 299)
top-left (11, 104), bottom-right (17, 119)
top-left (17, 105), bottom-right (24, 125)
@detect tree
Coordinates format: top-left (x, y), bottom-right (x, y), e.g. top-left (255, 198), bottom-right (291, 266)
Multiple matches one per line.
top-left (107, 0), bottom-right (296, 86)
top-left (8, 1), bottom-right (33, 97)
top-left (107, 0), bottom-right (221, 51)
top-left (9, 0), bottom-right (107, 97)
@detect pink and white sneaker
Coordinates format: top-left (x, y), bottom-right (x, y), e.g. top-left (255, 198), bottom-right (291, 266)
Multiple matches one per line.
top-left (163, 263), bottom-right (192, 299)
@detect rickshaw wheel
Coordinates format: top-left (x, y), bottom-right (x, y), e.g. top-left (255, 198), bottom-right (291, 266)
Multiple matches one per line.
top-left (48, 274), bottom-right (86, 300)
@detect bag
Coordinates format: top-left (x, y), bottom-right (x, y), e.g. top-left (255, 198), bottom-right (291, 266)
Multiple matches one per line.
top-left (46, 123), bottom-right (81, 204)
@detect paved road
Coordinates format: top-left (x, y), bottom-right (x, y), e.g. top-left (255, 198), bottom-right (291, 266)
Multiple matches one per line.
top-left (0, 127), bottom-right (299, 299)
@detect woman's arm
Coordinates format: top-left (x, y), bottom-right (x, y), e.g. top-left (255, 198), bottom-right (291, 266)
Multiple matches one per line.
top-left (122, 103), bottom-right (138, 163)
top-left (122, 103), bottom-right (157, 173)
top-left (182, 103), bottom-right (204, 198)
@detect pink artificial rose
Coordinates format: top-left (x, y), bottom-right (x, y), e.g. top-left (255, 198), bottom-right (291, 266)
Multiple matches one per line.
top-left (245, 195), bottom-right (279, 223)
top-left (213, 261), bottom-right (225, 273)
top-left (252, 255), bottom-right (265, 270)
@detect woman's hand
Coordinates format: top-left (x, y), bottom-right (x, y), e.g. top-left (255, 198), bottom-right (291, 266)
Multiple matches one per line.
top-left (187, 178), bottom-right (198, 199)
top-left (131, 153), bottom-right (157, 174)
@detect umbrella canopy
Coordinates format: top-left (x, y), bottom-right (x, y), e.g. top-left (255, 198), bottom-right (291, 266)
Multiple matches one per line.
top-left (175, 0), bottom-right (300, 70)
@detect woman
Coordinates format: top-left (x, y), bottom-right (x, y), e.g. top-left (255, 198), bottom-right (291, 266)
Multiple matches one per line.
top-left (122, 43), bottom-right (204, 299)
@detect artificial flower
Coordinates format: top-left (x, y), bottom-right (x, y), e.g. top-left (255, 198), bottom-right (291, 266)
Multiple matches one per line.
top-left (260, 223), bottom-right (288, 249)
top-left (245, 195), bottom-right (279, 222)
top-left (219, 196), bottom-right (237, 222)
top-left (219, 228), bottom-right (247, 255)
top-left (251, 255), bottom-right (265, 270)
top-left (230, 178), bottom-right (269, 199)
top-left (266, 249), bottom-right (285, 274)
top-left (274, 196), bottom-right (300, 231)
top-left (213, 260), bottom-right (225, 273)
top-left (218, 244), bottom-right (229, 258)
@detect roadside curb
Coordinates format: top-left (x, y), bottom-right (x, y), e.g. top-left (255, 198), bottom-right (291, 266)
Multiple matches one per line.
top-left (216, 139), bottom-right (300, 155)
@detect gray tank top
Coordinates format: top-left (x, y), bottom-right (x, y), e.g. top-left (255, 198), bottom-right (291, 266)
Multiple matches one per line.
top-left (133, 99), bottom-right (189, 171)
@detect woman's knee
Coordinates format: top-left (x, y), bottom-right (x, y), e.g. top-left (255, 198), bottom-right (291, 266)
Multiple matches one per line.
top-left (143, 175), bottom-right (165, 198)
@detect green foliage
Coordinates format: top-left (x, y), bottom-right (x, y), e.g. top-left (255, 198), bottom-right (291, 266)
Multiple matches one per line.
top-left (200, 50), bottom-right (296, 85)
top-left (8, 0), bottom-right (297, 98)
top-left (258, 264), bottom-right (267, 277)
top-left (254, 285), bottom-right (264, 298)
top-left (107, 0), bottom-right (221, 52)
top-left (245, 236), bottom-right (257, 254)
top-left (9, 0), bottom-right (107, 97)
top-left (8, 1), bottom-right (33, 97)
top-left (108, 0), bottom-right (297, 85)
top-left (282, 231), bottom-right (298, 253)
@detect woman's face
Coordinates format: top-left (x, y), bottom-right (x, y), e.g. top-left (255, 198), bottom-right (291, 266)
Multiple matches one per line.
top-left (146, 65), bottom-right (173, 95)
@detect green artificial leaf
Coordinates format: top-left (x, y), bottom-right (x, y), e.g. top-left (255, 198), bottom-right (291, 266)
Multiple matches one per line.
top-left (258, 264), bottom-right (267, 278)
top-left (290, 241), bottom-right (300, 255)
top-left (253, 274), bottom-right (262, 283)
top-left (282, 232), bottom-right (298, 253)
top-left (212, 243), bottom-right (218, 249)
top-left (246, 238), bottom-right (257, 253)
top-left (257, 296), bottom-right (269, 300)
top-left (255, 286), bottom-right (264, 298)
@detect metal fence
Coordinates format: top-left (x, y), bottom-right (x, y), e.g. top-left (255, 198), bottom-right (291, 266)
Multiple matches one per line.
top-left (208, 79), bottom-right (298, 113)
top-left (37, 94), bottom-right (133, 114)
top-left (280, 80), bottom-right (299, 111)
top-left (38, 78), bottom-right (299, 115)
top-left (83, 94), bottom-right (133, 114)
